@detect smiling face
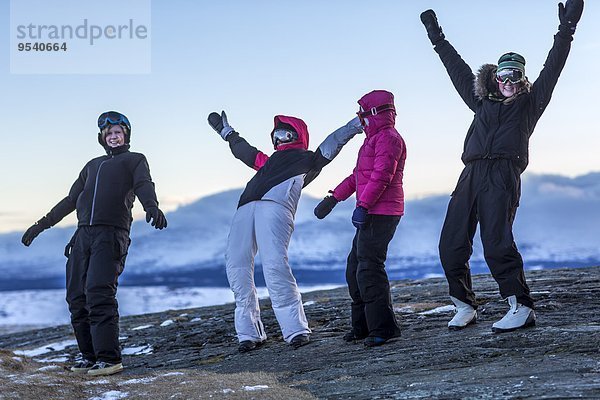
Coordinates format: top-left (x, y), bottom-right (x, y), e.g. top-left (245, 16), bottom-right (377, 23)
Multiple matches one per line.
top-left (104, 124), bottom-right (126, 148)
top-left (498, 80), bottom-right (521, 98)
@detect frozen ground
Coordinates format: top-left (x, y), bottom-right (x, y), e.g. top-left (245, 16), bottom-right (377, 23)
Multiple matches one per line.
top-left (1, 267), bottom-right (598, 399)
top-left (0, 350), bottom-right (315, 400)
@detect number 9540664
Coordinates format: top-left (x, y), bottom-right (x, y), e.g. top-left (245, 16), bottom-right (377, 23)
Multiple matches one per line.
top-left (17, 42), bottom-right (67, 51)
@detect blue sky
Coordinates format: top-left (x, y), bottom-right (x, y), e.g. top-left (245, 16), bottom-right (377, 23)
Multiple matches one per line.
top-left (1, 0), bottom-right (599, 233)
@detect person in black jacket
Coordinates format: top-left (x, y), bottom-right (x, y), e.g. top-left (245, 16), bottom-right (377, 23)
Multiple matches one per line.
top-left (420, 0), bottom-right (584, 333)
top-left (21, 111), bottom-right (167, 375)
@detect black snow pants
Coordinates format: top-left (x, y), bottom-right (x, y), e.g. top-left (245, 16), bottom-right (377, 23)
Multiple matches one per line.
top-left (346, 214), bottom-right (401, 339)
top-left (439, 159), bottom-right (533, 309)
top-left (65, 225), bottom-right (130, 363)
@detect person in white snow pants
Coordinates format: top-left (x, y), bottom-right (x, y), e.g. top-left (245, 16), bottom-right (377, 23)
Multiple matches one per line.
top-left (208, 110), bottom-right (362, 352)
top-left (227, 200), bottom-right (306, 343)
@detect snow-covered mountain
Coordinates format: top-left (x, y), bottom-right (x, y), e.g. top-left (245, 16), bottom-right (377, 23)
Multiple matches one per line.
top-left (1, 173), bottom-right (598, 290)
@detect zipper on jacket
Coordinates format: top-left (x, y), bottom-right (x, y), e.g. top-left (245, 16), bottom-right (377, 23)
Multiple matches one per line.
top-left (483, 103), bottom-right (502, 159)
top-left (89, 157), bottom-right (111, 225)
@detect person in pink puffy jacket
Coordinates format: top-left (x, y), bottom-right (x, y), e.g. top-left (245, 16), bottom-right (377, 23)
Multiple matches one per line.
top-left (314, 90), bottom-right (407, 347)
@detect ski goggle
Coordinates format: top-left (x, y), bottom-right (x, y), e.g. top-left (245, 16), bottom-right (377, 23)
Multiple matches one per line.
top-left (98, 111), bottom-right (131, 131)
top-left (495, 68), bottom-right (524, 84)
top-left (272, 129), bottom-right (298, 146)
top-left (357, 103), bottom-right (396, 126)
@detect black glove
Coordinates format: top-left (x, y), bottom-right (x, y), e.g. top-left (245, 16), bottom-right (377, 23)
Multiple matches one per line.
top-left (558, 0), bottom-right (584, 35)
top-left (314, 195), bottom-right (338, 219)
top-left (208, 111), bottom-right (234, 140)
top-left (146, 207), bottom-right (167, 230)
top-left (420, 9), bottom-right (445, 46)
top-left (352, 206), bottom-right (368, 229)
top-left (21, 217), bottom-right (51, 246)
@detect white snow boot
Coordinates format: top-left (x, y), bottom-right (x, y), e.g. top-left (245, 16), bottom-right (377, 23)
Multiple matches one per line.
top-left (448, 296), bottom-right (477, 330)
top-left (492, 295), bottom-right (536, 333)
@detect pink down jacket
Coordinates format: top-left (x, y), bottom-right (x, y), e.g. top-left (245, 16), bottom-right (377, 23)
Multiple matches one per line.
top-left (332, 90), bottom-right (406, 216)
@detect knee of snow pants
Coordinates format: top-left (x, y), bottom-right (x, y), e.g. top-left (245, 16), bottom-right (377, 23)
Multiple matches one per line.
top-left (438, 165), bottom-right (479, 273)
top-left (253, 201), bottom-right (310, 341)
top-left (345, 232), bottom-right (361, 303)
top-left (354, 215), bottom-right (399, 304)
top-left (224, 203), bottom-right (267, 342)
top-left (438, 207), bottom-right (478, 274)
top-left (225, 202), bottom-right (258, 296)
top-left (66, 228), bottom-right (88, 321)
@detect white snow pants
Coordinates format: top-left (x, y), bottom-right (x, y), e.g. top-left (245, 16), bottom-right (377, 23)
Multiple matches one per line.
top-left (225, 200), bottom-right (311, 343)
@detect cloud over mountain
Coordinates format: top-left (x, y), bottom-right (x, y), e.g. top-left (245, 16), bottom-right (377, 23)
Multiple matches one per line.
top-left (1, 172), bottom-right (598, 289)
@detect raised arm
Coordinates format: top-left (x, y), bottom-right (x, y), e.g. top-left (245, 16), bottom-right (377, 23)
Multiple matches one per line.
top-left (21, 168), bottom-right (85, 246)
top-left (312, 119), bottom-right (362, 220)
top-left (208, 111), bottom-right (269, 171)
top-left (303, 117), bottom-right (362, 189)
top-left (313, 117), bottom-right (363, 170)
top-left (420, 10), bottom-right (478, 112)
top-left (529, 0), bottom-right (583, 124)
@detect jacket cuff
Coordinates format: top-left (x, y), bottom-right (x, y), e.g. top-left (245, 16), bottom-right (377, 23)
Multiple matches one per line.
top-left (556, 29), bottom-right (574, 41)
top-left (225, 131), bottom-right (239, 142)
top-left (329, 190), bottom-right (341, 202)
top-left (37, 216), bottom-right (52, 230)
top-left (142, 200), bottom-right (159, 211)
top-left (356, 200), bottom-right (370, 210)
top-left (332, 189), bottom-right (350, 202)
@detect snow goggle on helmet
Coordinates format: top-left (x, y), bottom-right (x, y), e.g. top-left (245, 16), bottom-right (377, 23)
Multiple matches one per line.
top-left (271, 129), bottom-right (298, 147)
top-left (495, 68), bottom-right (524, 84)
top-left (98, 111), bottom-right (131, 132)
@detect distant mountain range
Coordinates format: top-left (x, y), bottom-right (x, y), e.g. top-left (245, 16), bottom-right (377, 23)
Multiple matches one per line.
top-left (1, 172), bottom-right (598, 290)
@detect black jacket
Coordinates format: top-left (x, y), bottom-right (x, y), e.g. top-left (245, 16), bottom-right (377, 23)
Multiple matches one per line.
top-left (434, 33), bottom-right (572, 171)
top-left (44, 145), bottom-right (159, 231)
top-left (225, 117), bottom-right (361, 209)
top-left (227, 133), bottom-right (331, 209)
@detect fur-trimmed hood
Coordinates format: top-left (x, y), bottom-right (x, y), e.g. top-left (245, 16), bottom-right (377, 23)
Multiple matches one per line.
top-left (474, 63), bottom-right (531, 102)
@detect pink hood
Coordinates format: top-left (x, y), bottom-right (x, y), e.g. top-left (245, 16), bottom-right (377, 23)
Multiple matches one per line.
top-left (358, 90), bottom-right (396, 138)
top-left (272, 115), bottom-right (309, 151)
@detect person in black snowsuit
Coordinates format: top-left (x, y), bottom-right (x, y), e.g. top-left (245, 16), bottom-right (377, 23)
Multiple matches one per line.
top-left (420, 0), bottom-right (584, 333)
top-left (21, 111), bottom-right (167, 375)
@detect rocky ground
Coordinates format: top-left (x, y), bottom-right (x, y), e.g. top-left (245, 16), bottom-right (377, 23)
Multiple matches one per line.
top-left (1, 266), bottom-right (599, 399)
